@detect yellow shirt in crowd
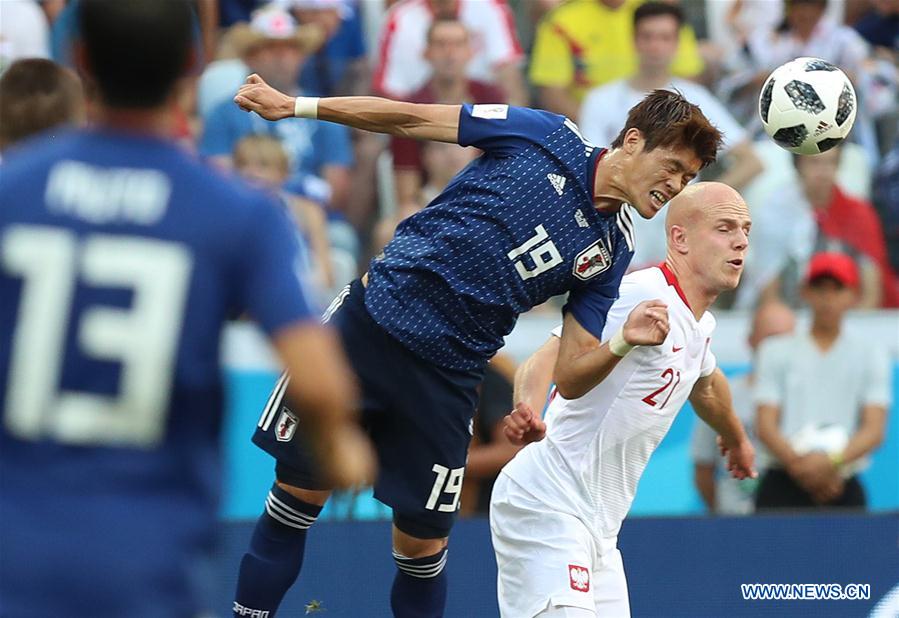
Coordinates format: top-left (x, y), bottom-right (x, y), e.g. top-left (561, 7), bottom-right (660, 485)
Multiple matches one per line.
top-left (529, 0), bottom-right (704, 102)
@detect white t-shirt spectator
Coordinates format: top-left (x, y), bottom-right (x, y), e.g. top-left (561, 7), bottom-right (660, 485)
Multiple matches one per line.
top-left (372, 0), bottom-right (523, 98)
top-left (579, 78), bottom-right (748, 270)
top-left (753, 330), bottom-right (892, 473)
top-left (746, 15), bottom-right (868, 78)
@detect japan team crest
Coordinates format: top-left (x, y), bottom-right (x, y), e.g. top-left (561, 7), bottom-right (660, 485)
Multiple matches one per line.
top-left (568, 564), bottom-right (590, 592)
top-left (573, 239), bottom-right (612, 280)
top-left (275, 408), bottom-right (298, 442)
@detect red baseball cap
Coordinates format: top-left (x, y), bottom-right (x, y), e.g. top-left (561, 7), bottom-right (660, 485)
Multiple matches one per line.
top-left (805, 252), bottom-right (859, 288)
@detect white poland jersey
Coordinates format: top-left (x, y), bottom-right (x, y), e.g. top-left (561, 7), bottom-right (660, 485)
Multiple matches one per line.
top-left (502, 264), bottom-right (717, 551)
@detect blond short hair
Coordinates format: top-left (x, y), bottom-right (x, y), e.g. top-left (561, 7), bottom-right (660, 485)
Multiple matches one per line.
top-left (233, 134), bottom-right (290, 175)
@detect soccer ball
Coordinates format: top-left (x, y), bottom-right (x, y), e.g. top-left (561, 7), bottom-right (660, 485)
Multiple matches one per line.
top-left (758, 57), bottom-right (857, 155)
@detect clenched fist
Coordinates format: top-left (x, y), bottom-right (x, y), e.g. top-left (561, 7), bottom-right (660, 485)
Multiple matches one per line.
top-left (503, 401), bottom-right (547, 446)
top-left (622, 300), bottom-right (669, 347)
top-left (234, 74), bottom-right (295, 121)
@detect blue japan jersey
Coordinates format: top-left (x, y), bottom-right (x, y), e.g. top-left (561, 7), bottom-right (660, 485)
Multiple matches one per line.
top-left (0, 129), bottom-right (315, 616)
top-left (366, 104), bottom-right (636, 370)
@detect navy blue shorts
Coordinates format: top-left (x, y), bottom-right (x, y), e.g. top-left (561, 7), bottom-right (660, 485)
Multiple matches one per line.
top-left (253, 280), bottom-right (484, 538)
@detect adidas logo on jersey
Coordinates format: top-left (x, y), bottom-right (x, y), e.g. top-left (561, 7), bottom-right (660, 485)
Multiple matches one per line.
top-left (547, 173), bottom-right (566, 196)
top-left (574, 209), bottom-right (589, 228)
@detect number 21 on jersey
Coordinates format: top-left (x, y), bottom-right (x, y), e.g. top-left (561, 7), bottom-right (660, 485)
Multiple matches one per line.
top-left (642, 368), bottom-right (681, 409)
top-left (2, 225), bottom-right (193, 448)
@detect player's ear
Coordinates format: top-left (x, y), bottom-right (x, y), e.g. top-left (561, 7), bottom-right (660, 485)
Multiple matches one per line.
top-left (622, 128), bottom-right (644, 155)
top-left (669, 224), bottom-right (688, 255)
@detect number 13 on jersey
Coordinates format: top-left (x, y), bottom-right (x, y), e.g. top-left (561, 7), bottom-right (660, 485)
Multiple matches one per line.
top-left (2, 225), bottom-right (192, 448)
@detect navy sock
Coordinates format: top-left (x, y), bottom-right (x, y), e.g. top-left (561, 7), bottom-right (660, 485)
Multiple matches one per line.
top-left (233, 484), bottom-right (322, 617)
top-left (390, 547), bottom-right (448, 618)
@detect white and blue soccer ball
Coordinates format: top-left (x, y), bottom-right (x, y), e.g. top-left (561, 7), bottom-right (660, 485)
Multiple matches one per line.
top-left (759, 57), bottom-right (857, 156)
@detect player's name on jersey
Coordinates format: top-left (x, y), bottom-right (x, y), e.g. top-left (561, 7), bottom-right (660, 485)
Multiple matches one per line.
top-left (45, 160), bottom-right (172, 225)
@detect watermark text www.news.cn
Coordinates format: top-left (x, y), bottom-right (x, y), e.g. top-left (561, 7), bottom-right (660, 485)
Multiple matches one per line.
top-left (741, 583), bottom-right (871, 601)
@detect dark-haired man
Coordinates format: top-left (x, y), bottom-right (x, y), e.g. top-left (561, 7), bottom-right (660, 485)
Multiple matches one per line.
top-left (580, 1), bottom-right (762, 270)
top-left (234, 77), bottom-right (723, 617)
top-left (0, 1), bottom-right (373, 616)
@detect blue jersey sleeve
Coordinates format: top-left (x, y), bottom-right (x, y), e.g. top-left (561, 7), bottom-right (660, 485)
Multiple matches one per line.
top-left (563, 251), bottom-right (631, 341)
top-left (457, 104), bottom-right (564, 156)
top-left (237, 195), bottom-right (318, 334)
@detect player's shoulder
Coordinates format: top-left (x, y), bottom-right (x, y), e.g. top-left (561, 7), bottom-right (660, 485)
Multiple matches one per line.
top-left (0, 129), bottom-right (84, 184)
top-left (619, 266), bottom-right (667, 297)
top-left (183, 162), bottom-right (278, 218)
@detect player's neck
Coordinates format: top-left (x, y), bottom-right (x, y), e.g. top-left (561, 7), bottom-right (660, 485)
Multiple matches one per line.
top-left (664, 259), bottom-right (715, 320)
top-left (93, 103), bottom-right (174, 139)
top-left (810, 320), bottom-right (841, 349)
top-left (629, 69), bottom-right (671, 92)
top-left (592, 148), bottom-right (629, 212)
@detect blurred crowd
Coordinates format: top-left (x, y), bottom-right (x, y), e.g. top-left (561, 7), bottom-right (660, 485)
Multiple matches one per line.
top-left (0, 0), bottom-right (896, 515)
top-left (2, 0), bottom-right (897, 312)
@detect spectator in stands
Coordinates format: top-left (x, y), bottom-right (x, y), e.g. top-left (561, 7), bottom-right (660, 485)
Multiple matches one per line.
top-left (852, 0), bottom-right (899, 53)
top-left (0, 58), bottom-right (84, 154)
top-left (579, 1), bottom-right (762, 271)
top-left (200, 4), bottom-right (354, 213)
top-left (720, 0), bottom-right (894, 158)
top-left (692, 301), bottom-right (796, 515)
top-left (390, 18), bottom-right (505, 208)
top-left (233, 135), bottom-right (339, 298)
top-left (217, 0), bottom-right (271, 28)
top-left (755, 252), bottom-right (891, 511)
top-left (529, 0), bottom-right (704, 120)
top-left (754, 147), bottom-right (898, 309)
top-left (460, 354), bottom-right (519, 516)
top-left (373, 0), bottom-right (525, 105)
top-left (289, 0), bottom-right (368, 97)
top-left (872, 138), bottom-right (899, 275)
top-left (0, 0), bottom-right (51, 71)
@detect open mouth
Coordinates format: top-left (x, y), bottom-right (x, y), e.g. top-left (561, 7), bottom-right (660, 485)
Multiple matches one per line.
top-left (650, 190), bottom-right (667, 208)
top-left (727, 258), bottom-right (744, 268)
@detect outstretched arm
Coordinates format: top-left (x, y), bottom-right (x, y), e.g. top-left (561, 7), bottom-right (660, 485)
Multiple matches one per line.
top-left (234, 74), bottom-right (461, 143)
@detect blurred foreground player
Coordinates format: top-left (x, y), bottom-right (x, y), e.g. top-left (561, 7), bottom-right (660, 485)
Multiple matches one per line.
top-left (0, 2), bottom-right (373, 616)
top-left (233, 75), bottom-right (722, 616)
top-left (492, 183), bottom-right (757, 617)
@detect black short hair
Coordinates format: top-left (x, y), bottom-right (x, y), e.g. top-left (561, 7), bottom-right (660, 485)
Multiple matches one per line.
top-left (611, 89), bottom-right (723, 168)
top-left (78, 0), bottom-right (193, 108)
top-left (633, 1), bottom-right (684, 30)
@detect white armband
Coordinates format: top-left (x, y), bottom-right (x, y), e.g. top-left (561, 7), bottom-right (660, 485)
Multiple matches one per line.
top-left (294, 96), bottom-right (320, 119)
top-left (608, 327), bottom-right (634, 357)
